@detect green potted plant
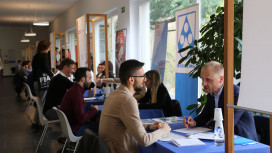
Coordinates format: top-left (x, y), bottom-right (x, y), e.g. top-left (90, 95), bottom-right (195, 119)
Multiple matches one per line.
top-left (178, 0), bottom-right (243, 115)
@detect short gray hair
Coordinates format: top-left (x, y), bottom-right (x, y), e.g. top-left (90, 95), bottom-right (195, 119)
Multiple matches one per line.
top-left (202, 61), bottom-right (224, 77)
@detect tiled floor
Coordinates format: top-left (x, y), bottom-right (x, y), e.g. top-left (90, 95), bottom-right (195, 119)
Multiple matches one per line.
top-left (0, 76), bottom-right (64, 153)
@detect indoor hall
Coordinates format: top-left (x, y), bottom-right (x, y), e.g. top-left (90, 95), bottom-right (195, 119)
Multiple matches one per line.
top-left (0, 0), bottom-right (271, 153)
top-left (0, 76), bottom-right (63, 153)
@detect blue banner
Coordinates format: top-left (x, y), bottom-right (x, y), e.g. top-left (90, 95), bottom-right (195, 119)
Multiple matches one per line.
top-left (175, 5), bottom-right (199, 117)
top-left (151, 21), bottom-right (168, 82)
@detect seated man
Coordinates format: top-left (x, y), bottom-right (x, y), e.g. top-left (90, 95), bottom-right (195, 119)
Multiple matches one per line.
top-left (61, 67), bottom-right (99, 136)
top-left (14, 61), bottom-right (29, 96)
top-left (183, 61), bottom-right (258, 141)
top-left (99, 59), bottom-right (171, 153)
top-left (43, 58), bottom-right (75, 120)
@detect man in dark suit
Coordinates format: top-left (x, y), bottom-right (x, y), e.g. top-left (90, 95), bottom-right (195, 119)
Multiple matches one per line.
top-left (183, 61), bottom-right (258, 141)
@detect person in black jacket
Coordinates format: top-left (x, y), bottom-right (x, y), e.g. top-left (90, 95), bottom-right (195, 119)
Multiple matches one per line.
top-left (31, 40), bottom-right (53, 129)
top-left (32, 40), bottom-right (53, 101)
top-left (43, 58), bottom-right (75, 120)
top-left (138, 70), bottom-right (172, 116)
top-left (183, 61), bottom-right (258, 141)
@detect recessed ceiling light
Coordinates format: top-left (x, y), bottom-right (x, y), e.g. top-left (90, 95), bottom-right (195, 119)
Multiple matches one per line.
top-left (21, 38), bottom-right (30, 42)
top-left (33, 21), bottom-right (49, 26)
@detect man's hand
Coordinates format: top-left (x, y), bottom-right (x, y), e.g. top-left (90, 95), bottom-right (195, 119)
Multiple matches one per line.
top-left (183, 116), bottom-right (196, 128)
top-left (91, 105), bottom-right (98, 111)
top-left (158, 122), bottom-right (171, 133)
top-left (149, 121), bottom-right (161, 131)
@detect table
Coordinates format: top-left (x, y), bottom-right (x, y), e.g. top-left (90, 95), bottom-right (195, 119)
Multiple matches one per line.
top-left (89, 105), bottom-right (165, 119)
top-left (84, 99), bottom-right (104, 112)
top-left (140, 123), bottom-right (270, 153)
top-left (83, 89), bottom-right (103, 97)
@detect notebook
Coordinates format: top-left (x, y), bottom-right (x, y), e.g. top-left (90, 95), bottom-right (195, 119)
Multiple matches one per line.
top-left (171, 138), bottom-right (206, 147)
top-left (234, 138), bottom-right (255, 145)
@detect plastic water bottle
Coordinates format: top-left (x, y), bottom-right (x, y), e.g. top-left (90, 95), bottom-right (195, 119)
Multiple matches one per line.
top-left (214, 121), bottom-right (225, 145)
top-left (214, 108), bottom-right (225, 145)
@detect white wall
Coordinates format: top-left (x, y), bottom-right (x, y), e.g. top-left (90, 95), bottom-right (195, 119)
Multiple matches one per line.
top-left (0, 25), bottom-right (49, 76)
top-left (51, 0), bottom-right (128, 32)
top-left (51, 0), bottom-right (150, 63)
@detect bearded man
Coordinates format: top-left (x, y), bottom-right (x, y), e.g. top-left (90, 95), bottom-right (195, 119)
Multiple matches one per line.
top-left (99, 59), bottom-right (171, 153)
top-left (60, 67), bottom-right (98, 136)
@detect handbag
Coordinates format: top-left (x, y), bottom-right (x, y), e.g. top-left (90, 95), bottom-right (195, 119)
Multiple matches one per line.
top-left (37, 72), bottom-right (51, 91)
top-left (36, 53), bottom-right (51, 91)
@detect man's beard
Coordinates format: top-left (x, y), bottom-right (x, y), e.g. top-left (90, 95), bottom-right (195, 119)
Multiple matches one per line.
top-left (83, 81), bottom-right (91, 90)
top-left (133, 80), bottom-right (142, 92)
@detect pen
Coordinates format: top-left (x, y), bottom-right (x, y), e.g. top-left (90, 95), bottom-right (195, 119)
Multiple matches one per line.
top-left (186, 116), bottom-right (189, 130)
top-left (242, 142), bottom-right (257, 146)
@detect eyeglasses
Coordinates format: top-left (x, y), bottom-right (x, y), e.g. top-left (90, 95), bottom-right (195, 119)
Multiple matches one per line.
top-left (131, 75), bottom-right (145, 77)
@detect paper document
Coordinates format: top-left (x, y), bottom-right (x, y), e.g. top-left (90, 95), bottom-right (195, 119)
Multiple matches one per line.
top-left (84, 97), bottom-right (98, 101)
top-left (159, 132), bottom-right (186, 141)
top-left (153, 116), bottom-right (183, 124)
top-left (174, 127), bottom-right (211, 135)
top-left (141, 119), bottom-right (155, 124)
top-left (188, 132), bottom-right (214, 140)
top-left (234, 137), bottom-right (255, 145)
top-left (171, 138), bottom-right (205, 147)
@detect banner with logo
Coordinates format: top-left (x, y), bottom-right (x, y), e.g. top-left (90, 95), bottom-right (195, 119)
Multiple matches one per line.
top-left (115, 29), bottom-right (127, 77)
top-left (151, 21), bottom-right (168, 82)
top-left (175, 4), bottom-right (199, 117)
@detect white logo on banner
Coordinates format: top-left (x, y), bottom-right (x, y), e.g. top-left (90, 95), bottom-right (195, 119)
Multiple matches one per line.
top-left (176, 11), bottom-right (197, 73)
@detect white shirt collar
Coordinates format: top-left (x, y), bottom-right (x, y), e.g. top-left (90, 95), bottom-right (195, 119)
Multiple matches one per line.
top-left (58, 71), bottom-right (67, 78)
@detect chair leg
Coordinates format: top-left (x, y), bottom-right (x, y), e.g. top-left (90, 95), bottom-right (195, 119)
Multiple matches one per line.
top-left (62, 139), bottom-right (68, 153)
top-left (73, 140), bottom-right (80, 153)
top-left (35, 124), bottom-right (48, 153)
top-left (68, 140), bottom-right (71, 153)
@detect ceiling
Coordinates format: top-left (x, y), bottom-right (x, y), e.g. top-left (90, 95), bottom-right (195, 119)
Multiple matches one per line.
top-left (0, 0), bottom-right (80, 25)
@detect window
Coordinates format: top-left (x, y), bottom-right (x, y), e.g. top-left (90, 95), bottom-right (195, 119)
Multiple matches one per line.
top-left (67, 29), bottom-right (77, 62)
top-left (139, 0), bottom-right (224, 98)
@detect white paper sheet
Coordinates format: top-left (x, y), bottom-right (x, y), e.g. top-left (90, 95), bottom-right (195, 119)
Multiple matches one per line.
top-left (84, 97), bottom-right (98, 101)
top-left (174, 127), bottom-right (211, 135)
top-left (171, 138), bottom-right (205, 147)
top-left (141, 119), bottom-right (155, 124)
top-left (188, 132), bottom-right (214, 140)
top-left (153, 116), bottom-right (183, 124)
top-left (159, 132), bottom-right (186, 141)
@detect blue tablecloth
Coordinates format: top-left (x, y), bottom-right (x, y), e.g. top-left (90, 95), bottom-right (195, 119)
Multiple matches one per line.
top-left (140, 123), bottom-right (270, 153)
top-left (86, 106), bottom-right (165, 120)
top-left (139, 109), bottom-right (165, 119)
top-left (84, 99), bottom-right (104, 112)
top-left (83, 89), bottom-right (103, 97)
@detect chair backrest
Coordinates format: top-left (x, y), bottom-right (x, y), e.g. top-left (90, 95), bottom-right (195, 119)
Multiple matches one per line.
top-left (53, 107), bottom-right (81, 142)
top-left (139, 109), bottom-right (165, 119)
top-left (23, 83), bottom-right (34, 99)
top-left (254, 115), bottom-right (270, 145)
top-left (165, 99), bottom-right (182, 117)
top-left (33, 97), bottom-right (47, 125)
top-left (77, 129), bottom-right (110, 153)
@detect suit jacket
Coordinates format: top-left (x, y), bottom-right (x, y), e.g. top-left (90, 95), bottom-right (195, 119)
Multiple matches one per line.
top-left (194, 85), bottom-right (258, 141)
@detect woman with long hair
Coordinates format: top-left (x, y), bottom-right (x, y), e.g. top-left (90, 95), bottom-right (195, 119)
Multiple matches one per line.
top-left (138, 70), bottom-right (171, 116)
